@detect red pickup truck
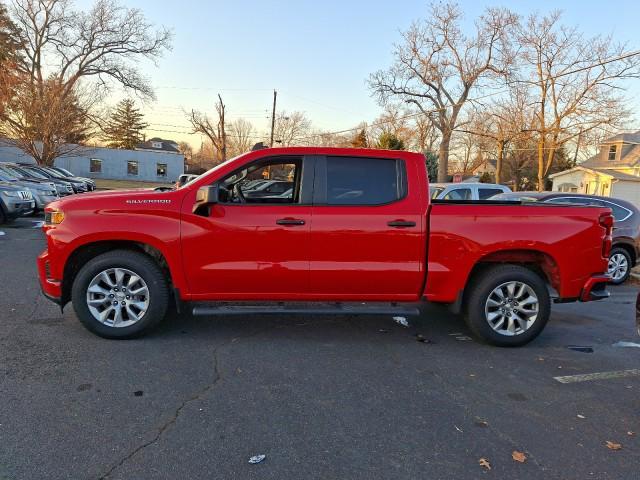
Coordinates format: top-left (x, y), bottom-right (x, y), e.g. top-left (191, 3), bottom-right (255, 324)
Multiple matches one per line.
top-left (38, 147), bottom-right (613, 346)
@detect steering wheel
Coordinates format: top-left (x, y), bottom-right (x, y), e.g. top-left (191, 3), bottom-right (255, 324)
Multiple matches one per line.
top-left (233, 183), bottom-right (247, 203)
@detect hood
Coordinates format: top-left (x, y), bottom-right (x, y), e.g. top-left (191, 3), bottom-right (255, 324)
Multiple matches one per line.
top-left (12, 179), bottom-right (56, 192)
top-left (0, 181), bottom-right (25, 192)
top-left (49, 187), bottom-right (178, 211)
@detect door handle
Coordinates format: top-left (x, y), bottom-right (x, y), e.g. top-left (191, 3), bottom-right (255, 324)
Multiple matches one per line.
top-left (276, 218), bottom-right (306, 226)
top-left (387, 220), bottom-right (416, 228)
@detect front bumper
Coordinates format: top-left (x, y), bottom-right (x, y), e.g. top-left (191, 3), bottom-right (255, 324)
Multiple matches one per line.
top-left (37, 249), bottom-right (62, 303)
top-left (4, 199), bottom-right (35, 218)
top-left (579, 274), bottom-right (611, 302)
top-left (34, 194), bottom-right (59, 210)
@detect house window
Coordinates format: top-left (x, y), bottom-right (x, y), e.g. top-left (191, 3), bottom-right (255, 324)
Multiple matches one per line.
top-left (157, 163), bottom-right (167, 177)
top-left (89, 158), bottom-right (102, 173)
top-left (127, 161), bottom-right (139, 176)
top-left (151, 141), bottom-right (162, 149)
top-left (608, 145), bottom-right (617, 161)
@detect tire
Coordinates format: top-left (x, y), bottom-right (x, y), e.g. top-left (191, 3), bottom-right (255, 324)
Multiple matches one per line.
top-left (464, 265), bottom-right (550, 347)
top-left (71, 249), bottom-right (169, 339)
top-left (0, 206), bottom-right (6, 225)
top-left (608, 247), bottom-right (631, 285)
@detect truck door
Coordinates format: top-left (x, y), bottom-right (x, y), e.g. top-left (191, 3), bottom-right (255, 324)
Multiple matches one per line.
top-left (180, 156), bottom-right (313, 299)
top-left (309, 155), bottom-right (425, 300)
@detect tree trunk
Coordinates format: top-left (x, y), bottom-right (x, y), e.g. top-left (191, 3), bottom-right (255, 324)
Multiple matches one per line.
top-left (537, 136), bottom-right (545, 191)
top-left (437, 131), bottom-right (451, 182)
top-left (495, 139), bottom-right (504, 184)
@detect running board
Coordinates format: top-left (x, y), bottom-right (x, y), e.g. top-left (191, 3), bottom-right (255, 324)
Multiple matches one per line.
top-left (191, 302), bottom-right (421, 317)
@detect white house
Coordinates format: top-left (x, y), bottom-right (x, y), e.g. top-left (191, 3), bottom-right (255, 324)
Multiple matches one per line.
top-left (549, 131), bottom-right (640, 208)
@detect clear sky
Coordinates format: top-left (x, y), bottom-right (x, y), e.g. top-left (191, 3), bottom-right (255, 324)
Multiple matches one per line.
top-left (78, 0), bottom-right (640, 147)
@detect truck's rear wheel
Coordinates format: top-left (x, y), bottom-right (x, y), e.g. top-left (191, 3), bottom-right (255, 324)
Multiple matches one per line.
top-left (71, 250), bottom-right (169, 339)
top-left (465, 265), bottom-right (550, 347)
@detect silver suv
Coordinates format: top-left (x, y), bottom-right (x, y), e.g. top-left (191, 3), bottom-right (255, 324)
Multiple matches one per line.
top-left (0, 181), bottom-right (35, 224)
top-left (0, 164), bottom-right (58, 213)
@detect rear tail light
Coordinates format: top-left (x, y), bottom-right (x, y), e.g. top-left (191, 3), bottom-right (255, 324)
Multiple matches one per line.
top-left (600, 213), bottom-right (614, 258)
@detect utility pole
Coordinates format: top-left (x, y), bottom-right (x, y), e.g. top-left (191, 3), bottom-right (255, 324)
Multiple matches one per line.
top-left (270, 90), bottom-right (277, 147)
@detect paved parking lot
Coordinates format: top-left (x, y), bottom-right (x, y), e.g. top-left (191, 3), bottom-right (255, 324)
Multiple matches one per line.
top-left (1, 217), bottom-right (639, 479)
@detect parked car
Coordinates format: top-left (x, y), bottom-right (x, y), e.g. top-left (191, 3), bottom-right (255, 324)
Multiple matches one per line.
top-left (49, 166), bottom-right (96, 191)
top-left (244, 180), bottom-right (293, 199)
top-left (39, 147), bottom-right (613, 346)
top-left (175, 174), bottom-right (198, 188)
top-left (22, 165), bottom-right (89, 193)
top-left (0, 164), bottom-right (58, 213)
top-left (0, 181), bottom-right (35, 223)
top-left (489, 192), bottom-right (639, 284)
top-left (430, 182), bottom-right (512, 200)
top-left (4, 164), bottom-right (75, 197)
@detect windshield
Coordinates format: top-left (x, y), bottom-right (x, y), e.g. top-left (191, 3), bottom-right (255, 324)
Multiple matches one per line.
top-left (0, 166), bottom-right (20, 181)
top-left (56, 167), bottom-right (74, 176)
top-left (12, 165), bottom-right (47, 179)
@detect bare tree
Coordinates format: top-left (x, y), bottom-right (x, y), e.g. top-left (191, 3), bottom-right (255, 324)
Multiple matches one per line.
top-left (413, 114), bottom-right (439, 154)
top-left (273, 111), bottom-right (311, 146)
top-left (1, 77), bottom-right (96, 163)
top-left (460, 88), bottom-right (529, 183)
top-left (517, 11), bottom-right (640, 190)
top-left (1, 0), bottom-right (171, 164)
top-left (450, 125), bottom-right (487, 175)
top-left (187, 94), bottom-right (227, 163)
top-left (227, 118), bottom-right (255, 157)
top-left (369, 2), bottom-right (517, 181)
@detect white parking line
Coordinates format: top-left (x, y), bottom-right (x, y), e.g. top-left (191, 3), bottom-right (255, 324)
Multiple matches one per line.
top-left (554, 369), bottom-right (640, 384)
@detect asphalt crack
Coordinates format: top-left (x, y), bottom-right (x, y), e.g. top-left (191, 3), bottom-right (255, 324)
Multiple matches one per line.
top-left (97, 326), bottom-right (269, 480)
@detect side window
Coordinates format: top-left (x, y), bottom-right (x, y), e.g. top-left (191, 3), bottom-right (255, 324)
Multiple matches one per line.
top-left (607, 203), bottom-right (631, 221)
top-left (549, 197), bottom-right (605, 207)
top-left (478, 188), bottom-right (504, 200)
top-left (325, 156), bottom-right (403, 205)
top-left (219, 159), bottom-right (300, 204)
top-left (443, 188), bottom-right (471, 200)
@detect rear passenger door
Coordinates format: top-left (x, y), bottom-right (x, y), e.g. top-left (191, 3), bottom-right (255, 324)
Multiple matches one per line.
top-left (309, 155), bottom-right (425, 300)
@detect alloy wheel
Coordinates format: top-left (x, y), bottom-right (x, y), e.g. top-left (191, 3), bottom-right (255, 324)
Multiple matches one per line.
top-left (608, 253), bottom-right (629, 283)
top-left (86, 268), bottom-right (150, 328)
top-left (484, 281), bottom-right (539, 336)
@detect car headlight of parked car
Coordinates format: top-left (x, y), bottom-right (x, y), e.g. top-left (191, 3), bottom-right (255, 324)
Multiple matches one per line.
top-left (1, 190), bottom-right (19, 198)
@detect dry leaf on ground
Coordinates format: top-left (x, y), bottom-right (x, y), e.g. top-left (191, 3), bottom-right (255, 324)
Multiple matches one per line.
top-left (512, 451), bottom-right (527, 463)
top-left (606, 441), bottom-right (622, 450)
top-left (479, 458), bottom-right (491, 470)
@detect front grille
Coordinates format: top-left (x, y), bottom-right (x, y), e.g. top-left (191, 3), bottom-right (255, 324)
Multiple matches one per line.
top-left (65, 185), bottom-right (73, 192)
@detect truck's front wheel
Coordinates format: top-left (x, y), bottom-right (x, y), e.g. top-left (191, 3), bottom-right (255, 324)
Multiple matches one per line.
top-left (71, 250), bottom-right (169, 339)
top-left (465, 265), bottom-right (550, 347)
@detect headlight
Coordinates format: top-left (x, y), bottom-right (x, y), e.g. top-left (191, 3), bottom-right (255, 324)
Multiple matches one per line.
top-left (1, 190), bottom-right (19, 198)
top-left (45, 209), bottom-right (65, 225)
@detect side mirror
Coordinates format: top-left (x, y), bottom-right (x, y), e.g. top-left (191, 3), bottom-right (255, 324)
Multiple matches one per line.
top-left (193, 185), bottom-right (219, 216)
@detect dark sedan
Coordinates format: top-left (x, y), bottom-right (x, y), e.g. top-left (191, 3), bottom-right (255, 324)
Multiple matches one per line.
top-left (490, 192), bottom-right (640, 284)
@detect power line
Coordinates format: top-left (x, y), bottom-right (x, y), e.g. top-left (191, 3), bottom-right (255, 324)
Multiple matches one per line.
top-left (293, 49), bottom-right (640, 142)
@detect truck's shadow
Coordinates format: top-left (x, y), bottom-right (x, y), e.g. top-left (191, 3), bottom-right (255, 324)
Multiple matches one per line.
top-left (145, 303), bottom-right (470, 345)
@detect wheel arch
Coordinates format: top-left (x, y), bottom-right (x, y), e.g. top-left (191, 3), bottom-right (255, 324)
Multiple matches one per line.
top-left (61, 240), bottom-right (175, 307)
top-left (612, 241), bottom-right (636, 266)
top-left (457, 249), bottom-right (559, 314)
